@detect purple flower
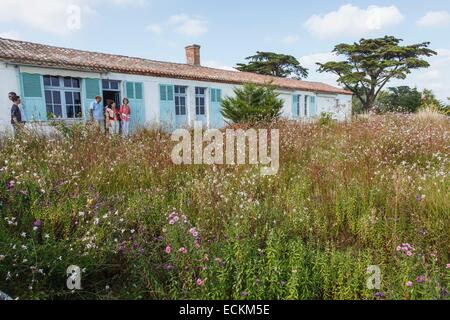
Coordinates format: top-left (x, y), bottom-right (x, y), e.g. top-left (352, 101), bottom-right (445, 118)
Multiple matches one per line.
top-left (240, 291), bottom-right (249, 297)
top-left (406, 281), bottom-right (413, 288)
top-left (374, 292), bottom-right (386, 299)
top-left (6, 180), bottom-right (15, 190)
top-left (416, 195), bottom-right (423, 202)
top-left (416, 275), bottom-right (426, 284)
top-left (33, 219), bottom-right (42, 228)
top-left (163, 264), bottom-right (174, 271)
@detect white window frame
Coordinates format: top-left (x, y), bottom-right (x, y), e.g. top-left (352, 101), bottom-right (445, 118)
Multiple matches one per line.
top-left (174, 86), bottom-right (187, 116)
top-left (195, 87), bottom-right (207, 116)
top-left (44, 76), bottom-right (82, 120)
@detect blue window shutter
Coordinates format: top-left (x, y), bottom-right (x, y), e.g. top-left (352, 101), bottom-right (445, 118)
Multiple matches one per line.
top-left (20, 73), bottom-right (47, 121)
top-left (160, 85), bottom-right (167, 101)
top-left (126, 82), bottom-right (135, 99)
top-left (83, 78), bottom-right (101, 120)
top-left (160, 84), bottom-right (175, 131)
top-left (292, 95), bottom-right (297, 118)
top-left (135, 83), bottom-right (143, 100)
top-left (167, 85), bottom-right (174, 101)
top-left (217, 89), bottom-right (222, 102)
top-left (22, 73), bottom-right (42, 97)
top-left (84, 78), bottom-right (101, 99)
top-left (309, 96), bottom-right (317, 117)
top-left (209, 88), bottom-right (223, 129)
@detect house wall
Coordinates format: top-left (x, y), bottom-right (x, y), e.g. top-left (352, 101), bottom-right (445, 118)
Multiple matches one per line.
top-left (0, 63), bottom-right (20, 133)
top-left (0, 63), bottom-right (352, 133)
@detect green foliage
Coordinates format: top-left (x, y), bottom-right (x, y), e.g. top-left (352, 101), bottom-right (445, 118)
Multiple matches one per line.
top-left (421, 89), bottom-right (450, 115)
top-left (236, 52), bottom-right (309, 79)
top-left (318, 36), bottom-right (437, 112)
top-left (318, 112), bottom-right (334, 126)
top-left (377, 86), bottom-right (422, 114)
top-left (220, 83), bottom-right (284, 124)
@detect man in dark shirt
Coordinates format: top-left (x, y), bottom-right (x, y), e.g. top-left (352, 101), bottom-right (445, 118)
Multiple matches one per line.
top-left (11, 95), bottom-right (23, 137)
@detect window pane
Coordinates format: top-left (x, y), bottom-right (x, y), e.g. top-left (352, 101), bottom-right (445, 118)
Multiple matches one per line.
top-left (174, 86), bottom-right (180, 94)
top-left (46, 105), bottom-right (53, 115)
top-left (102, 80), bottom-right (109, 89)
top-left (54, 105), bottom-right (63, 118)
top-left (74, 105), bottom-right (82, 118)
top-left (65, 92), bottom-right (73, 104)
top-left (180, 97), bottom-right (186, 106)
top-left (72, 78), bottom-right (80, 88)
top-left (73, 92), bottom-right (81, 105)
top-left (110, 81), bottom-right (119, 90)
top-left (45, 90), bottom-right (52, 103)
top-left (51, 76), bottom-right (60, 87)
top-left (64, 77), bottom-right (72, 88)
top-left (181, 106), bottom-right (186, 115)
top-left (43, 76), bottom-right (51, 87)
top-left (67, 105), bottom-right (74, 118)
top-left (53, 91), bottom-right (61, 104)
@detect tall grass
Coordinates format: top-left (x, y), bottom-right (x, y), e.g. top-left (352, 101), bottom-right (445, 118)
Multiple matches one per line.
top-left (0, 114), bottom-right (448, 300)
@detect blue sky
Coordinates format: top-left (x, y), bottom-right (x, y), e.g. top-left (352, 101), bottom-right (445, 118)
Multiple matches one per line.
top-left (1, 0), bottom-right (449, 99)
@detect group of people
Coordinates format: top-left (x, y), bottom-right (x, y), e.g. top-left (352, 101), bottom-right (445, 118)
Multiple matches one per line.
top-left (8, 92), bottom-right (132, 138)
top-left (89, 96), bottom-right (132, 137)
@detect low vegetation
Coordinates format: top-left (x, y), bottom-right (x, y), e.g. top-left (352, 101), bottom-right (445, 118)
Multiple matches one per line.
top-left (0, 114), bottom-right (448, 300)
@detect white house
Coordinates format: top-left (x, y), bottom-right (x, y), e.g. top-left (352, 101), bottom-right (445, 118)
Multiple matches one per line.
top-left (0, 38), bottom-right (352, 133)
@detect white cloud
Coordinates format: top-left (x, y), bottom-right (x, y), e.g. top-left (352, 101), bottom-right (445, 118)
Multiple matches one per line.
top-left (0, 0), bottom-right (145, 35)
top-left (147, 14), bottom-right (209, 37)
top-left (0, 30), bottom-right (21, 40)
top-left (281, 35), bottom-right (299, 45)
top-left (167, 14), bottom-right (208, 37)
top-left (203, 60), bottom-right (236, 71)
top-left (147, 24), bottom-right (163, 35)
top-left (304, 4), bottom-right (404, 39)
top-left (417, 11), bottom-right (450, 28)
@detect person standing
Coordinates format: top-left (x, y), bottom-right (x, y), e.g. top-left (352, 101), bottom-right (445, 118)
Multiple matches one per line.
top-left (10, 95), bottom-right (24, 137)
top-left (89, 96), bottom-right (105, 133)
top-left (105, 101), bottom-right (120, 135)
top-left (120, 98), bottom-right (131, 137)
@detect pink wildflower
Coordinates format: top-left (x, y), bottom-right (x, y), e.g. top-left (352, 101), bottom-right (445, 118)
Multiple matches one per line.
top-left (196, 278), bottom-right (205, 286)
top-left (165, 245), bottom-right (171, 254)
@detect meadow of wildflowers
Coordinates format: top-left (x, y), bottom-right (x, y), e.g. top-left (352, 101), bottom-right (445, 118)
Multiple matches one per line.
top-left (0, 114), bottom-right (448, 300)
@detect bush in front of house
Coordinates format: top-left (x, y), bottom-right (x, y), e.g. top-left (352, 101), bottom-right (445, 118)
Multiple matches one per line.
top-left (220, 83), bottom-right (284, 124)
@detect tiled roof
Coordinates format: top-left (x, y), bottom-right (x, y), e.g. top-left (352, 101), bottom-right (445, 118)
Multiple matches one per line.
top-left (0, 37), bottom-right (352, 95)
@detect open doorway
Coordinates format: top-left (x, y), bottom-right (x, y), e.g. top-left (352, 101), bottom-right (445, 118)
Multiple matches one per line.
top-left (102, 80), bottom-right (122, 133)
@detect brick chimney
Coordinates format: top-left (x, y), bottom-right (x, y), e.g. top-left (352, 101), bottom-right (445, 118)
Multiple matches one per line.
top-left (185, 44), bottom-right (201, 66)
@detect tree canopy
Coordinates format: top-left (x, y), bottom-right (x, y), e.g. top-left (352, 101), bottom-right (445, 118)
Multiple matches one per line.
top-left (236, 52), bottom-right (309, 79)
top-left (377, 86), bottom-right (422, 113)
top-left (221, 83), bottom-right (284, 124)
top-left (318, 36), bottom-right (437, 112)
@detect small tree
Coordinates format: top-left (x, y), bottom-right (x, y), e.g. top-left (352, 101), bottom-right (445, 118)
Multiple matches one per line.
top-left (377, 86), bottom-right (422, 113)
top-left (236, 52), bottom-right (309, 79)
top-left (421, 89), bottom-right (449, 115)
top-left (221, 83), bottom-right (284, 124)
top-left (318, 36), bottom-right (436, 112)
